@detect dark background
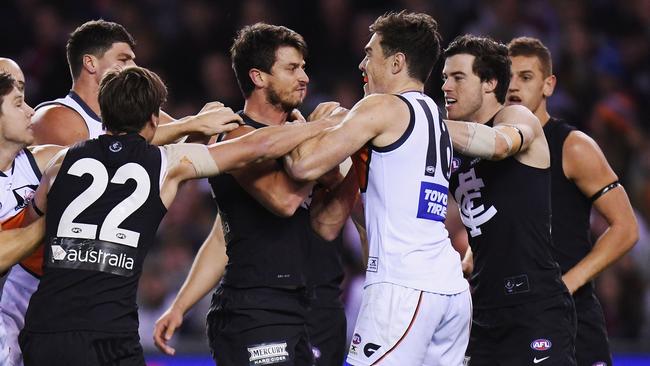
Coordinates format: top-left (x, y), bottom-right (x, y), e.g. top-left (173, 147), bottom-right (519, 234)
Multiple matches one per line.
top-left (1, 0), bottom-right (649, 358)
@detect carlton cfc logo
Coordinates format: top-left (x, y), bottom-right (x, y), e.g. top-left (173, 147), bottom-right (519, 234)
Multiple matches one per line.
top-left (530, 339), bottom-right (552, 351)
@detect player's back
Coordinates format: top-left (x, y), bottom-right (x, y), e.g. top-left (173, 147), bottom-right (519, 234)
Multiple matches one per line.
top-left (358, 91), bottom-right (467, 295)
top-left (24, 133), bottom-right (166, 333)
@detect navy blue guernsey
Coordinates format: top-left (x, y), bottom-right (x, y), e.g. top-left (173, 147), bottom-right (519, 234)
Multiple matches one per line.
top-left (544, 119), bottom-right (593, 280)
top-left (209, 112), bottom-right (308, 288)
top-left (449, 117), bottom-right (565, 309)
top-left (24, 133), bottom-right (166, 333)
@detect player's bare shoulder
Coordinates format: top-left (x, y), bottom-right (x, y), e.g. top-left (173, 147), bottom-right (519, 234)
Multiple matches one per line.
top-left (352, 93), bottom-right (410, 147)
top-left (27, 144), bottom-right (66, 172)
top-left (32, 104), bottom-right (89, 145)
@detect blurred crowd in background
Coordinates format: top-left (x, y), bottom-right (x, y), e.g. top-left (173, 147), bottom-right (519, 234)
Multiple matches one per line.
top-left (1, 0), bottom-right (649, 355)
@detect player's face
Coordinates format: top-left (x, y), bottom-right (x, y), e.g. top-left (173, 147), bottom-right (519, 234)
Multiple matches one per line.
top-left (506, 55), bottom-right (553, 114)
top-left (95, 42), bottom-right (136, 82)
top-left (0, 86), bottom-right (35, 146)
top-left (359, 33), bottom-right (392, 95)
top-left (265, 46), bottom-right (309, 112)
top-left (442, 54), bottom-right (485, 121)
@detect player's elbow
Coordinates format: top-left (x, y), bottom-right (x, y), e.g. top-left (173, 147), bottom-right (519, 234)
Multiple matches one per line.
top-left (491, 136), bottom-right (513, 160)
top-left (285, 159), bottom-right (319, 182)
top-left (621, 216), bottom-right (640, 250)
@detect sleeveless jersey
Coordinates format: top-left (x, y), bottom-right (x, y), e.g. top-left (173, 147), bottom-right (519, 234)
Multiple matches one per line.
top-left (0, 149), bottom-right (41, 356)
top-left (208, 112), bottom-right (308, 288)
top-left (35, 91), bottom-right (104, 138)
top-left (0, 149), bottom-right (40, 228)
top-left (355, 91), bottom-right (467, 294)
top-left (23, 133), bottom-right (167, 332)
top-left (449, 117), bottom-right (565, 309)
top-left (544, 119), bottom-right (594, 282)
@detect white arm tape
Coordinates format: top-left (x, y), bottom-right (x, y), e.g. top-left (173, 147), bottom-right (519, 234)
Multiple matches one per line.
top-left (460, 123), bottom-right (497, 159)
top-left (162, 143), bottom-right (220, 177)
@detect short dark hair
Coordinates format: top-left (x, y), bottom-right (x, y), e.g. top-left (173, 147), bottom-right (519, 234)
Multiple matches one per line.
top-left (0, 73), bottom-right (17, 117)
top-left (98, 66), bottom-right (167, 134)
top-left (507, 37), bottom-right (553, 77)
top-left (369, 11), bottom-right (442, 83)
top-left (66, 19), bottom-right (136, 80)
top-left (444, 35), bottom-right (511, 104)
top-left (230, 23), bottom-right (307, 98)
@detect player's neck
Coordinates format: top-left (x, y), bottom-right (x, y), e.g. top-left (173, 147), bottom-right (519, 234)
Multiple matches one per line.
top-left (0, 141), bottom-right (23, 172)
top-left (534, 105), bottom-right (551, 127)
top-left (71, 77), bottom-right (101, 117)
top-left (243, 94), bottom-right (290, 126)
top-left (472, 99), bottom-right (502, 124)
top-left (390, 79), bottom-right (424, 96)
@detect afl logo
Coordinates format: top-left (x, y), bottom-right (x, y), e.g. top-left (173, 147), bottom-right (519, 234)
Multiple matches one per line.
top-left (71, 227), bottom-right (82, 234)
top-left (530, 339), bottom-right (552, 351)
top-left (352, 333), bottom-right (362, 345)
top-left (451, 157), bottom-right (461, 173)
top-left (116, 233), bottom-right (126, 240)
top-left (109, 141), bottom-right (123, 152)
top-left (425, 165), bottom-right (435, 174)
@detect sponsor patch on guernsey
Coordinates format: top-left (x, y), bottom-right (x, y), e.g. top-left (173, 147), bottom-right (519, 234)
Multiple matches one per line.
top-left (417, 182), bottom-right (448, 221)
top-left (47, 237), bottom-right (136, 277)
top-left (247, 342), bottom-right (289, 365)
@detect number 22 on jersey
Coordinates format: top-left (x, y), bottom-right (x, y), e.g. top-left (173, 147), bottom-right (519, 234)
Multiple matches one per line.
top-left (57, 158), bottom-right (150, 248)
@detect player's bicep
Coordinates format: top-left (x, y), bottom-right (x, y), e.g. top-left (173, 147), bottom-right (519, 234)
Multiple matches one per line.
top-left (564, 131), bottom-right (618, 198)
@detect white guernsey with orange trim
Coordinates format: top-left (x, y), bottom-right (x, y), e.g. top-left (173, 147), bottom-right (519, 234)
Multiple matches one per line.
top-left (347, 91), bottom-right (470, 366)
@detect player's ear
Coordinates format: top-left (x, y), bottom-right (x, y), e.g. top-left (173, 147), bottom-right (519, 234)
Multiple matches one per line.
top-left (483, 78), bottom-right (497, 95)
top-left (82, 54), bottom-right (97, 75)
top-left (542, 74), bottom-right (556, 98)
top-left (392, 53), bottom-right (406, 74)
top-left (249, 68), bottom-right (266, 88)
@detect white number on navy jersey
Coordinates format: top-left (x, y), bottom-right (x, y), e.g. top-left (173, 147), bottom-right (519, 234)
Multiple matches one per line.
top-left (57, 158), bottom-right (150, 247)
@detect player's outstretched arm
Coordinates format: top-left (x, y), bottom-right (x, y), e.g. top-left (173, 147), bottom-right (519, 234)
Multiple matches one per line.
top-left (219, 124), bottom-right (315, 218)
top-left (560, 131), bottom-right (638, 294)
top-left (0, 217), bottom-right (45, 272)
top-left (285, 94), bottom-right (401, 181)
top-left (153, 214), bottom-right (228, 355)
top-left (445, 105), bottom-right (539, 161)
top-left (151, 102), bottom-right (242, 145)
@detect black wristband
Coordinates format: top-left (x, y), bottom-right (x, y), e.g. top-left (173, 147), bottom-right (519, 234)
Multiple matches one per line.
top-left (32, 200), bottom-right (45, 217)
top-left (589, 181), bottom-right (620, 202)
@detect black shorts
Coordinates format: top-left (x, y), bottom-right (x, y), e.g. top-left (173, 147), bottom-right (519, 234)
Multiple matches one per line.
top-left (466, 293), bottom-right (577, 366)
top-left (19, 330), bottom-right (144, 366)
top-left (306, 305), bottom-right (346, 365)
top-left (573, 287), bottom-right (611, 366)
top-left (206, 286), bottom-right (313, 366)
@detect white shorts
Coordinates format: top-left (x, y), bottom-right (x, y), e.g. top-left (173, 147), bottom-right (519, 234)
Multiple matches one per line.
top-left (346, 282), bottom-right (471, 366)
top-left (0, 265), bottom-right (40, 366)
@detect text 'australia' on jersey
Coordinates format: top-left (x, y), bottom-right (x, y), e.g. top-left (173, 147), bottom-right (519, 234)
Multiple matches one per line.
top-left (24, 133), bottom-right (167, 333)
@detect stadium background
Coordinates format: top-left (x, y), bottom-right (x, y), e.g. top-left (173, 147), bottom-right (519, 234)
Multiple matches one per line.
top-left (1, 0), bottom-right (649, 364)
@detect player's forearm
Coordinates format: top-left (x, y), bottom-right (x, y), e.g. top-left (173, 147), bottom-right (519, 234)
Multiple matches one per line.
top-left (310, 168), bottom-right (359, 241)
top-left (151, 116), bottom-right (191, 145)
top-left (0, 218), bottom-right (45, 272)
top-left (446, 119), bottom-right (523, 160)
top-left (562, 219), bottom-right (638, 293)
top-left (250, 119), bottom-right (336, 163)
top-left (170, 230), bottom-right (227, 314)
